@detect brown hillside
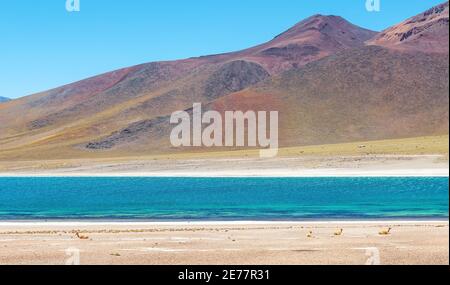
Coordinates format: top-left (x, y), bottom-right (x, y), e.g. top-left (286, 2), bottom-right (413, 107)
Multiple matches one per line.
top-left (368, 2), bottom-right (449, 53)
top-left (0, 5), bottom-right (448, 160)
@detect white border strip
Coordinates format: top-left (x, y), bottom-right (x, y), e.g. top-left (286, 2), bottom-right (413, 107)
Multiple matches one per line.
top-left (0, 168), bottom-right (449, 178)
top-left (0, 220), bottom-right (448, 227)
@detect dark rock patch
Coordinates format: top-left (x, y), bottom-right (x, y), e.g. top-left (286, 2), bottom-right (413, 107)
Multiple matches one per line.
top-left (261, 44), bottom-right (321, 60)
top-left (85, 116), bottom-right (169, 150)
top-left (204, 60), bottom-right (270, 100)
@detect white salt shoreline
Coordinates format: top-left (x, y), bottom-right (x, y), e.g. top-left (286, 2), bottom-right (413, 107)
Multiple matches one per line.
top-left (0, 220), bottom-right (448, 227)
top-left (0, 167), bottom-right (449, 177)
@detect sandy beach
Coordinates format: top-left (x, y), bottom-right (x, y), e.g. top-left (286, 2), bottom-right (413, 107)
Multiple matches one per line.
top-left (0, 221), bottom-right (448, 265)
top-left (0, 154), bottom-right (448, 177)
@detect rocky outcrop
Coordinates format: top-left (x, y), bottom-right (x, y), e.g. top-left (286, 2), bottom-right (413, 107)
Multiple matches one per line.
top-left (86, 116), bottom-right (169, 150)
top-left (367, 2), bottom-right (449, 53)
top-left (204, 60), bottom-right (270, 100)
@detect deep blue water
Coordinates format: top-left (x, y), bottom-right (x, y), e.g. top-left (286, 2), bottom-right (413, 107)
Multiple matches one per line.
top-left (0, 177), bottom-right (448, 220)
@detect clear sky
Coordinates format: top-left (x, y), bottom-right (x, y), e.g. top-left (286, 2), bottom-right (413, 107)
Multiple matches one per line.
top-left (1, 0), bottom-right (445, 99)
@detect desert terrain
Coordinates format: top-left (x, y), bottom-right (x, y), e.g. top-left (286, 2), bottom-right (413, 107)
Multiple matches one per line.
top-left (0, 221), bottom-right (447, 265)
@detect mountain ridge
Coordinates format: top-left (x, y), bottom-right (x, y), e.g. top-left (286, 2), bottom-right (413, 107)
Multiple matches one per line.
top-left (0, 2), bottom-right (448, 160)
top-left (367, 2), bottom-right (449, 53)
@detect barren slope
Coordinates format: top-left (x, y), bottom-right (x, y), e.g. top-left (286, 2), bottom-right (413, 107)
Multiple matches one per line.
top-left (0, 4), bottom-right (448, 161)
top-left (368, 2), bottom-right (449, 53)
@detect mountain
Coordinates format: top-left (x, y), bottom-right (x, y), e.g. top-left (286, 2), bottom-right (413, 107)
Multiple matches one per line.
top-left (0, 97), bottom-right (10, 103)
top-left (0, 3), bottom-right (448, 160)
top-left (209, 47), bottom-right (448, 147)
top-left (367, 2), bottom-right (449, 53)
top-left (228, 14), bottom-right (377, 73)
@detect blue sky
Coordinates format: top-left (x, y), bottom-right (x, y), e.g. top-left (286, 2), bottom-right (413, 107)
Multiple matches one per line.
top-left (1, 0), bottom-right (445, 99)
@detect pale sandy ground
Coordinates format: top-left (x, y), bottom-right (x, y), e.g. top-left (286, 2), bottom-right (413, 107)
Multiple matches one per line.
top-left (0, 155), bottom-right (448, 177)
top-left (0, 221), bottom-right (448, 265)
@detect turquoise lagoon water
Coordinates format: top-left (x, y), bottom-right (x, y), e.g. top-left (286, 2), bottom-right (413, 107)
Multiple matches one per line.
top-left (0, 177), bottom-right (448, 220)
